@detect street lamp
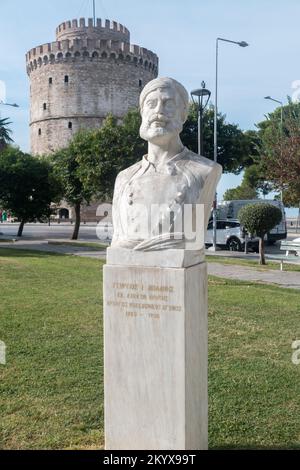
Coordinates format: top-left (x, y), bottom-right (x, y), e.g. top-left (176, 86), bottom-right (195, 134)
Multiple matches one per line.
top-left (264, 95), bottom-right (283, 130)
top-left (212, 37), bottom-right (249, 251)
top-left (191, 82), bottom-right (211, 156)
top-left (0, 100), bottom-right (19, 108)
top-left (264, 96), bottom-right (284, 201)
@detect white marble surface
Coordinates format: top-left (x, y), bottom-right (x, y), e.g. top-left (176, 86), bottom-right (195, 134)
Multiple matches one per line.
top-left (106, 247), bottom-right (205, 268)
top-left (111, 77), bottom-right (222, 251)
top-left (104, 261), bottom-right (207, 450)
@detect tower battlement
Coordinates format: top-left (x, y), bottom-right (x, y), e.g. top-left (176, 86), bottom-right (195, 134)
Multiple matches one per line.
top-left (26, 38), bottom-right (158, 76)
top-left (56, 18), bottom-right (130, 42)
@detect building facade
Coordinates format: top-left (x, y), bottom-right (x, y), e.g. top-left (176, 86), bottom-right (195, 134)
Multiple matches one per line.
top-left (26, 18), bottom-right (158, 221)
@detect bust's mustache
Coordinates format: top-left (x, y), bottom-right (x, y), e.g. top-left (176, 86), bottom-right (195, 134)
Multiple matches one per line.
top-left (147, 114), bottom-right (169, 126)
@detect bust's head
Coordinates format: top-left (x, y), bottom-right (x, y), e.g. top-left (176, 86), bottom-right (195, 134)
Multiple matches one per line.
top-left (139, 77), bottom-right (189, 144)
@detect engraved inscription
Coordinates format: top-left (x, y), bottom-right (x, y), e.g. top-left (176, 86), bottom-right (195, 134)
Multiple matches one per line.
top-left (106, 282), bottom-right (182, 319)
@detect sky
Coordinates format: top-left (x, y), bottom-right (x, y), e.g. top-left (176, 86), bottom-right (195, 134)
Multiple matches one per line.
top-left (1, 0), bottom-right (300, 211)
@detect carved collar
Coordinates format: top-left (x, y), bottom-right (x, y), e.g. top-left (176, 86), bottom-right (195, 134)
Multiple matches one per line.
top-left (140, 147), bottom-right (189, 175)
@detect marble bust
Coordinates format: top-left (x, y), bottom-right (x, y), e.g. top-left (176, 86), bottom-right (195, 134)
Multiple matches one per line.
top-left (111, 77), bottom-right (222, 251)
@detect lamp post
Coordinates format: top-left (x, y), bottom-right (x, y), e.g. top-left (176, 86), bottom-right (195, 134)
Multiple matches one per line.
top-left (264, 96), bottom-right (283, 201)
top-left (0, 101), bottom-right (19, 108)
top-left (264, 95), bottom-right (283, 128)
top-left (212, 37), bottom-right (249, 251)
top-left (191, 82), bottom-right (211, 156)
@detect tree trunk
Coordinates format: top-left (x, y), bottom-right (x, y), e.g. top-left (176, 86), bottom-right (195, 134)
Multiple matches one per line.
top-left (259, 237), bottom-right (266, 265)
top-left (71, 202), bottom-right (81, 240)
top-left (17, 219), bottom-right (25, 237)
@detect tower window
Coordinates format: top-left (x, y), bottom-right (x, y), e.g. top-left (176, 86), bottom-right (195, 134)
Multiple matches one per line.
top-left (139, 79), bottom-right (143, 88)
top-left (49, 77), bottom-right (52, 85)
top-left (38, 128), bottom-right (42, 136)
top-left (68, 122), bottom-right (72, 129)
top-left (43, 103), bottom-right (47, 110)
top-left (64, 75), bottom-right (69, 83)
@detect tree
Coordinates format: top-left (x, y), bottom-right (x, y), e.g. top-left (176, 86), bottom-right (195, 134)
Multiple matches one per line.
top-left (0, 117), bottom-right (13, 151)
top-left (257, 99), bottom-right (300, 206)
top-left (223, 162), bottom-right (272, 201)
top-left (51, 144), bottom-right (95, 240)
top-left (238, 203), bottom-right (282, 265)
top-left (242, 163), bottom-right (273, 197)
top-left (73, 111), bottom-right (146, 201)
top-left (52, 110), bottom-right (146, 239)
top-left (223, 183), bottom-right (258, 201)
top-left (0, 147), bottom-right (61, 236)
top-left (181, 104), bottom-right (256, 173)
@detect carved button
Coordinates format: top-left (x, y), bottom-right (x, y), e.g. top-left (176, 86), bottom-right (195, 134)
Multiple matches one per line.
top-left (128, 200), bottom-right (133, 205)
top-left (128, 192), bottom-right (134, 197)
top-left (175, 192), bottom-right (183, 202)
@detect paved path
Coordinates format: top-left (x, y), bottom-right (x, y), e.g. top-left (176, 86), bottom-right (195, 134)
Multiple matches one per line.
top-left (208, 262), bottom-right (300, 290)
top-left (1, 241), bottom-right (300, 290)
top-left (0, 241), bottom-right (106, 259)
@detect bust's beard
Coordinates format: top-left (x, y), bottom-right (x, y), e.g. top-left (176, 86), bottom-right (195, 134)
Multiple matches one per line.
top-left (140, 119), bottom-right (183, 142)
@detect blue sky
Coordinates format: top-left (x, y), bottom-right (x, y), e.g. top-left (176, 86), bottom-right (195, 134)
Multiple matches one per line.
top-left (1, 0), bottom-right (300, 209)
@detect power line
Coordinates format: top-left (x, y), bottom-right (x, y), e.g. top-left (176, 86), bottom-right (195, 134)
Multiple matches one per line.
top-left (99, 0), bottom-right (109, 19)
top-left (76, 0), bottom-right (89, 18)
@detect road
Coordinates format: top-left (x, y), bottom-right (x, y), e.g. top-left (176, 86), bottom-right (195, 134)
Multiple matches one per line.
top-left (0, 222), bottom-right (299, 251)
top-left (0, 222), bottom-right (102, 241)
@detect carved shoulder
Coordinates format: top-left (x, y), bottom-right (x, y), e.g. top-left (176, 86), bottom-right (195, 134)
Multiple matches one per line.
top-left (115, 161), bottom-right (142, 184)
top-left (184, 150), bottom-right (222, 179)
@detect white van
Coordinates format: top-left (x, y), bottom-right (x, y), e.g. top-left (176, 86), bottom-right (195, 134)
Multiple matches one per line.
top-left (217, 199), bottom-right (287, 244)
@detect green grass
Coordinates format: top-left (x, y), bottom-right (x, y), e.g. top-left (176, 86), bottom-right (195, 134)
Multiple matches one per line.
top-left (208, 276), bottom-right (300, 449)
top-left (0, 248), bottom-right (300, 449)
top-left (206, 255), bottom-right (300, 272)
top-left (48, 241), bottom-right (108, 250)
top-left (0, 248), bottom-right (103, 450)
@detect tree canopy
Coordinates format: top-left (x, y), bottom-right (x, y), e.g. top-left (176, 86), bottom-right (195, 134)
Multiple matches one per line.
top-left (238, 203), bottom-right (282, 265)
top-left (0, 117), bottom-right (13, 151)
top-left (50, 110), bottom-right (146, 239)
top-left (256, 99), bottom-right (300, 207)
top-left (0, 146), bottom-right (61, 236)
top-left (223, 183), bottom-right (258, 201)
top-left (181, 104), bottom-right (256, 173)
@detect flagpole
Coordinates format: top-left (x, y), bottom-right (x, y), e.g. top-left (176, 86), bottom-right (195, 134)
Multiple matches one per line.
top-left (93, 0), bottom-right (96, 26)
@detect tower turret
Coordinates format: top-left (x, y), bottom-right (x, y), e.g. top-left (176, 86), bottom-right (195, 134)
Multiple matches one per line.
top-left (26, 18), bottom-right (159, 155)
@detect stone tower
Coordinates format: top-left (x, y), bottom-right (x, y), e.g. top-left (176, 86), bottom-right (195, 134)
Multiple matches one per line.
top-left (26, 18), bottom-right (159, 155)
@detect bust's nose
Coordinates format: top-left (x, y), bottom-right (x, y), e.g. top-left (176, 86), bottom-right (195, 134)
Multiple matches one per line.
top-left (155, 99), bottom-right (164, 114)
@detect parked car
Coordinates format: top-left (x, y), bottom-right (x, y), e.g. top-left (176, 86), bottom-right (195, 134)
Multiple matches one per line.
top-left (205, 219), bottom-right (259, 252)
top-left (217, 199), bottom-right (287, 244)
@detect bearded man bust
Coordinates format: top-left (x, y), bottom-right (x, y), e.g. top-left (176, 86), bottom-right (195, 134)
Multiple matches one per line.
top-left (111, 77), bottom-right (222, 251)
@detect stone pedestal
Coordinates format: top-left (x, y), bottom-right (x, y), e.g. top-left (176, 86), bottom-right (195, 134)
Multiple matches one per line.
top-left (104, 249), bottom-right (208, 450)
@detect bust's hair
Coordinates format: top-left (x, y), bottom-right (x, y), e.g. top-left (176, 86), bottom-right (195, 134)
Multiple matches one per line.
top-left (139, 77), bottom-right (189, 120)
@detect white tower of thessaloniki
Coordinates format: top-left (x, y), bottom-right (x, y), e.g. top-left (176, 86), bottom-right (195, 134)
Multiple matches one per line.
top-left (26, 18), bottom-right (159, 155)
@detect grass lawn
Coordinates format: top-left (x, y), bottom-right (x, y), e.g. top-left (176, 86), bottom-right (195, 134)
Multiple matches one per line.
top-left (0, 248), bottom-right (300, 449)
top-left (48, 241), bottom-right (108, 251)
